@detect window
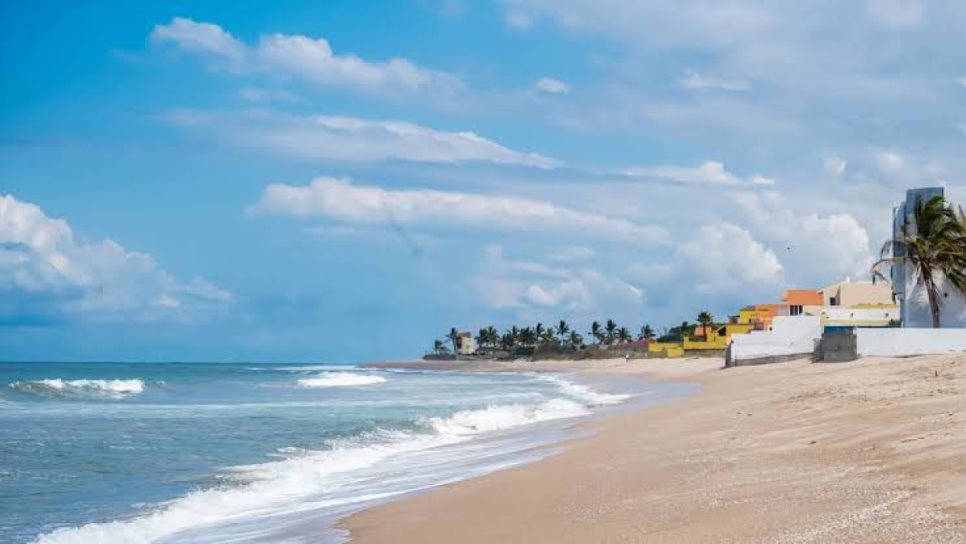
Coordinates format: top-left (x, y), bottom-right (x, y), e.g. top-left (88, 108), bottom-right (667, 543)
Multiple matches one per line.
top-left (790, 305), bottom-right (803, 316)
top-left (830, 296), bottom-right (839, 306)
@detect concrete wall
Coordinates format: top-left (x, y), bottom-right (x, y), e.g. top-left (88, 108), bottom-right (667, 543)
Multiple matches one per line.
top-left (819, 306), bottom-right (899, 326)
top-left (729, 315), bottom-right (822, 364)
top-left (857, 328), bottom-right (966, 357)
top-left (901, 278), bottom-right (966, 328)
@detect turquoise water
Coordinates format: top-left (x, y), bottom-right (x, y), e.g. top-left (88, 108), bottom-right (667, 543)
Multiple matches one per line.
top-left (0, 362), bottom-right (673, 543)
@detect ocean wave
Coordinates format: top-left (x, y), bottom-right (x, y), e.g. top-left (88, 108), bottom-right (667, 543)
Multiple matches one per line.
top-left (297, 372), bottom-right (386, 388)
top-left (9, 379), bottom-right (150, 400)
top-left (537, 375), bottom-right (630, 406)
top-left (31, 393), bottom-right (602, 544)
top-left (30, 377), bottom-right (627, 543)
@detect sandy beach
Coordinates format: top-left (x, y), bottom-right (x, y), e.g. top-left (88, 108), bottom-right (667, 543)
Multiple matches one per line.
top-left (349, 355), bottom-right (966, 543)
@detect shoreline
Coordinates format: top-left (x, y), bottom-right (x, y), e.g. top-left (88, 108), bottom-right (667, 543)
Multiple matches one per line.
top-left (345, 354), bottom-right (966, 543)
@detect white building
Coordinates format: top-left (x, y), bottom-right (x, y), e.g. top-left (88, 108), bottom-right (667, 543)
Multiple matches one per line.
top-left (455, 332), bottom-right (477, 355)
top-left (891, 187), bottom-right (966, 328)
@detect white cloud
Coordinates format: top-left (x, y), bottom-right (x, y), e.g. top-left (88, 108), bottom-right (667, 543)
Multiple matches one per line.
top-left (250, 177), bottom-right (670, 245)
top-left (470, 245), bottom-right (643, 314)
top-left (506, 8), bottom-right (535, 30)
top-left (624, 161), bottom-right (775, 186)
top-left (0, 194), bottom-right (231, 321)
top-left (535, 77), bottom-right (572, 94)
top-left (150, 17), bottom-right (246, 67)
top-left (677, 222), bottom-right (784, 294)
top-left (679, 71), bottom-right (751, 92)
top-left (163, 110), bottom-right (557, 168)
top-left (151, 17), bottom-right (461, 98)
top-left (874, 150), bottom-right (905, 173)
top-left (823, 155), bottom-right (848, 177)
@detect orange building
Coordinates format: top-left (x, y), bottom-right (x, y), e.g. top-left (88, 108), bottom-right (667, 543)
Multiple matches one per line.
top-left (781, 289), bottom-right (823, 316)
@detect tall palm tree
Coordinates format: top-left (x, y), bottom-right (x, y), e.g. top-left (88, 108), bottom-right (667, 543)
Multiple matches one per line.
top-left (447, 328), bottom-right (460, 353)
top-left (540, 327), bottom-right (556, 345)
top-left (697, 311), bottom-right (713, 341)
top-left (617, 327), bottom-right (632, 343)
top-left (568, 331), bottom-right (584, 349)
top-left (518, 327), bottom-right (537, 347)
top-left (590, 321), bottom-right (603, 345)
top-left (557, 320), bottom-right (570, 341)
top-left (433, 339), bottom-right (448, 354)
top-left (605, 319), bottom-right (618, 345)
top-left (873, 195), bottom-right (966, 328)
top-left (501, 331), bottom-right (516, 350)
top-left (535, 322), bottom-right (546, 339)
top-left (640, 324), bottom-right (655, 341)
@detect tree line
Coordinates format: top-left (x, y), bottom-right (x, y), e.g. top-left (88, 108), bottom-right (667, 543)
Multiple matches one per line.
top-left (432, 312), bottom-right (720, 355)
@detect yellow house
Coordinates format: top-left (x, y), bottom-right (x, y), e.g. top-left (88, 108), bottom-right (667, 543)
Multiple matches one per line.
top-left (647, 341), bottom-right (685, 358)
top-left (683, 325), bottom-right (729, 350)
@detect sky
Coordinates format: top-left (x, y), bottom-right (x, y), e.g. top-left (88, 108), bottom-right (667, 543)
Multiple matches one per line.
top-left (2, 0), bottom-right (966, 362)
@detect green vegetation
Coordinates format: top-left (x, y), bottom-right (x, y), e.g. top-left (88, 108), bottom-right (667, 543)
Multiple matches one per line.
top-left (873, 195), bottom-right (966, 328)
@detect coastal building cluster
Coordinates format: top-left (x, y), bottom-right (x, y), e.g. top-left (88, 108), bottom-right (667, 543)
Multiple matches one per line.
top-left (431, 188), bottom-right (966, 363)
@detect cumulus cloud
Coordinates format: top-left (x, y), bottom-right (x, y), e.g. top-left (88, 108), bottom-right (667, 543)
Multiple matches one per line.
top-left (163, 109), bottom-right (557, 168)
top-left (679, 71), bottom-right (751, 92)
top-left (0, 194), bottom-right (231, 322)
top-left (151, 17), bottom-right (461, 98)
top-left (249, 177), bottom-right (670, 245)
top-left (470, 245), bottom-right (643, 315)
top-left (535, 77), bottom-right (572, 94)
top-left (677, 222), bottom-right (784, 295)
top-left (623, 161), bottom-right (775, 186)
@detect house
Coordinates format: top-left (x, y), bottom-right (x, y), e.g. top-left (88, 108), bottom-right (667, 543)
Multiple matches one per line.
top-left (818, 278), bottom-right (893, 308)
top-left (890, 187), bottom-right (966, 328)
top-left (781, 289), bottom-right (823, 316)
top-left (455, 331), bottom-right (477, 355)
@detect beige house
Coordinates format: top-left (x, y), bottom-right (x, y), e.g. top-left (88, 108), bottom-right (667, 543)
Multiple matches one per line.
top-left (817, 278), bottom-right (894, 308)
top-left (455, 332), bottom-right (477, 355)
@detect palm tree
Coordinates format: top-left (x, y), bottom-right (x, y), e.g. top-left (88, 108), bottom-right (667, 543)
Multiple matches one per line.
top-left (500, 331), bottom-right (515, 350)
top-left (557, 320), bottom-right (570, 341)
top-left (433, 339), bottom-right (448, 354)
top-left (873, 195), bottom-right (966, 328)
top-left (447, 328), bottom-right (460, 353)
top-left (568, 331), bottom-right (584, 349)
top-left (540, 328), bottom-right (556, 345)
top-left (518, 327), bottom-right (537, 347)
top-left (535, 322), bottom-right (546, 339)
top-left (640, 324), bottom-right (655, 341)
top-left (510, 326), bottom-right (520, 344)
top-left (697, 311), bottom-right (713, 341)
top-left (617, 327), bottom-right (632, 343)
top-left (605, 319), bottom-right (618, 345)
top-left (590, 321), bottom-right (604, 345)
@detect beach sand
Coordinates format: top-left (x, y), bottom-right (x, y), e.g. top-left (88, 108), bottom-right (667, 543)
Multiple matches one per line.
top-left (349, 355), bottom-right (966, 543)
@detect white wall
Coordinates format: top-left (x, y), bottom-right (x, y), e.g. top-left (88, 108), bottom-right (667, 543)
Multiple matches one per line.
top-left (902, 278), bottom-right (966, 328)
top-left (820, 307), bottom-right (898, 325)
top-left (730, 316), bottom-right (822, 362)
top-left (857, 328), bottom-right (966, 357)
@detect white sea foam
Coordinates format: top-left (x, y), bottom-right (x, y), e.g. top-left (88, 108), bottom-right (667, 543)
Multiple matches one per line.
top-left (9, 379), bottom-right (148, 400)
top-left (538, 375), bottom-right (630, 406)
top-left (31, 375), bottom-right (628, 544)
top-left (297, 372), bottom-right (387, 388)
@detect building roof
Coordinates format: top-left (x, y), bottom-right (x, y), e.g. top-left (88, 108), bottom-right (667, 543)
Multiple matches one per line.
top-left (781, 289), bottom-right (823, 306)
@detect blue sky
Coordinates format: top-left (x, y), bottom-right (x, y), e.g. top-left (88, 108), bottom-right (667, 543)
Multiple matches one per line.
top-left (2, 0), bottom-right (965, 362)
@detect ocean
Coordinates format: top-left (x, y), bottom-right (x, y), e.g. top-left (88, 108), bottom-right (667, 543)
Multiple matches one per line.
top-left (0, 361), bottom-right (688, 543)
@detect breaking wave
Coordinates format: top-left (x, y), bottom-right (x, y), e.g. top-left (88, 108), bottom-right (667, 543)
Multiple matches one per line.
top-left (297, 372), bottom-right (387, 388)
top-left (9, 379), bottom-right (149, 400)
top-left (31, 376), bottom-right (624, 544)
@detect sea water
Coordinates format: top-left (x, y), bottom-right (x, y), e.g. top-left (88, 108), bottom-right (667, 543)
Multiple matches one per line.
top-left (0, 362), bottom-right (685, 543)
